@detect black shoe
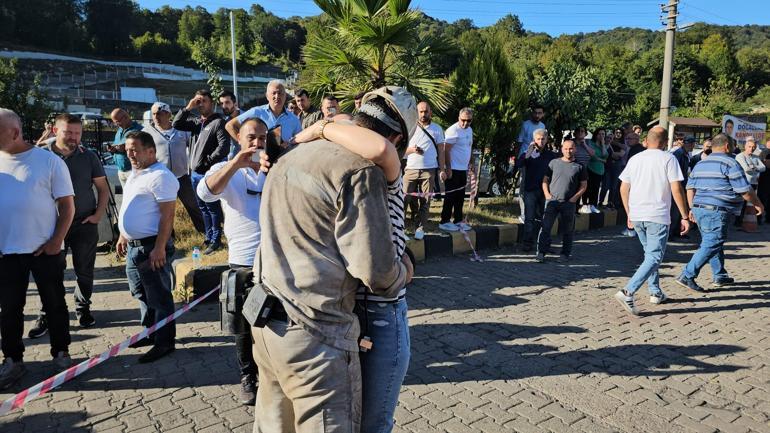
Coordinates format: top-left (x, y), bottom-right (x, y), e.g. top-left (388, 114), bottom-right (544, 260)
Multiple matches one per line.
top-left (28, 316), bottom-right (48, 339)
top-left (138, 345), bottom-right (174, 363)
top-left (675, 275), bottom-right (705, 292)
top-left (712, 277), bottom-right (735, 287)
top-left (204, 242), bottom-right (221, 255)
top-left (76, 310), bottom-right (96, 328)
top-left (128, 337), bottom-right (155, 349)
top-left (535, 253), bottom-right (545, 263)
top-left (239, 375), bottom-right (257, 406)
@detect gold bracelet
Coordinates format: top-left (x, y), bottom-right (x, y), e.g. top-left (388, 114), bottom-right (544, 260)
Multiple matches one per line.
top-left (319, 120), bottom-right (332, 141)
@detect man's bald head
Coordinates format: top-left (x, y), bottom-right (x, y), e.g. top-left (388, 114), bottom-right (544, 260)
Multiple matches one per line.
top-left (110, 108), bottom-right (131, 129)
top-left (645, 126), bottom-right (668, 149)
top-left (0, 108), bottom-right (27, 153)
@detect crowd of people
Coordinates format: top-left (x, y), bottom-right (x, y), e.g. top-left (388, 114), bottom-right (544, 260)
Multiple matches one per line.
top-left (1, 79), bottom-right (769, 432)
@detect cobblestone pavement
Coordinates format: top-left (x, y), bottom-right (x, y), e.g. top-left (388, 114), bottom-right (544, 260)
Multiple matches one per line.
top-left (2, 225), bottom-right (770, 433)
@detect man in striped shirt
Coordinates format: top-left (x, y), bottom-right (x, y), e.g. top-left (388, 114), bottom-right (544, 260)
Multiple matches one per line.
top-left (676, 134), bottom-right (764, 292)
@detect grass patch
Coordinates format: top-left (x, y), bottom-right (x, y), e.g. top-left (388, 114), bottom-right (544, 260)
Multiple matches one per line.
top-left (409, 195), bottom-right (521, 234)
top-left (173, 200), bottom-right (229, 265)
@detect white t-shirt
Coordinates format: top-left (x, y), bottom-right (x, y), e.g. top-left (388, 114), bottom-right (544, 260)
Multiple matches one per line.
top-left (119, 162), bottom-right (180, 240)
top-left (445, 123), bottom-right (473, 171)
top-left (619, 149), bottom-right (683, 225)
top-left (517, 120), bottom-right (545, 154)
top-left (405, 123), bottom-right (443, 170)
top-left (0, 146), bottom-right (74, 254)
top-left (197, 162), bottom-right (265, 266)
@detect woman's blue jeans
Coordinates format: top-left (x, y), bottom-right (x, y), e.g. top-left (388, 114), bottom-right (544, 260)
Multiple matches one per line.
top-left (355, 298), bottom-right (410, 433)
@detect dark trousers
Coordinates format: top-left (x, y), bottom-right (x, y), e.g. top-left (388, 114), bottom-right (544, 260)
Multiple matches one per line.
top-left (403, 168), bottom-right (436, 230)
top-left (440, 170), bottom-right (467, 224)
top-left (585, 171), bottom-right (602, 206)
top-left (191, 172), bottom-right (224, 244)
top-left (126, 242), bottom-right (176, 346)
top-left (522, 189), bottom-right (545, 247)
top-left (230, 264), bottom-right (258, 379)
top-left (537, 200), bottom-right (577, 257)
top-left (65, 219), bottom-right (99, 312)
top-left (178, 174), bottom-right (206, 234)
top-left (0, 252), bottom-right (71, 361)
top-left (759, 178), bottom-right (770, 223)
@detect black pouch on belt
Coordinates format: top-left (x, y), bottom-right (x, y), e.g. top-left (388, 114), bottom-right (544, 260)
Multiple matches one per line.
top-left (219, 268), bottom-right (254, 334)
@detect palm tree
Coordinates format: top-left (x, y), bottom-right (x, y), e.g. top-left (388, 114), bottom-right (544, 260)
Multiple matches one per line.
top-left (300, 0), bottom-right (453, 112)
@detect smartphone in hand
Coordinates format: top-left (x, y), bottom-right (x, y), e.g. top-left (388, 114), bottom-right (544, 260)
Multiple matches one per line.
top-left (265, 125), bottom-right (283, 167)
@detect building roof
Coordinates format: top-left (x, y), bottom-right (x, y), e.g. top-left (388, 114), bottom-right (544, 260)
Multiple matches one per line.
top-left (647, 117), bottom-right (721, 128)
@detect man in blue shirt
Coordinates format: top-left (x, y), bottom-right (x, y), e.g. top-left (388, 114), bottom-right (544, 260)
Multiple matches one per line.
top-left (225, 80), bottom-right (301, 145)
top-left (676, 133), bottom-right (765, 292)
top-left (110, 108), bottom-right (143, 187)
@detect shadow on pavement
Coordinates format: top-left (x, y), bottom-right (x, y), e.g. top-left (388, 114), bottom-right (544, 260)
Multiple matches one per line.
top-left (404, 322), bottom-right (745, 385)
top-left (0, 412), bottom-right (92, 432)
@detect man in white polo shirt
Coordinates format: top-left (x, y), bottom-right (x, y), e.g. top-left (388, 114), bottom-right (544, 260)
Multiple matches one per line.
top-left (116, 131), bottom-right (179, 363)
top-left (0, 108), bottom-right (75, 389)
top-left (614, 126), bottom-right (690, 315)
top-left (440, 107), bottom-right (474, 232)
top-left (403, 101), bottom-right (444, 240)
top-left (197, 117), bottom-right (267, 406)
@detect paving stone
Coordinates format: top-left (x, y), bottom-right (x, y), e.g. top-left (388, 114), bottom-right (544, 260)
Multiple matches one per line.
top-left (3, 226), bottom-right (770, 433)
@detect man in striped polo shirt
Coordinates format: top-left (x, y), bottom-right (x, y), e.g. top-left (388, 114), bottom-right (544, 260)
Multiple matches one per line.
top-left (676, 134), bottom-right (765, 292)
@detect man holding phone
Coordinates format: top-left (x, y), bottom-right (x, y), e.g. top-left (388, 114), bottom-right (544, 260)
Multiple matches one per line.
top-left (173, 89), bottom-right (230, 254)
top-left (321, 94), bottom-right (340, 120)
top-left (225, 80), bottom-right (301, 146)
top-left (197, 118), bottom-right (268, 405)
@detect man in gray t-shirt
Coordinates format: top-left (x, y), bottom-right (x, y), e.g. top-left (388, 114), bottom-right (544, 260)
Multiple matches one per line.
top-left (537, 139), bottom-right (588, 262)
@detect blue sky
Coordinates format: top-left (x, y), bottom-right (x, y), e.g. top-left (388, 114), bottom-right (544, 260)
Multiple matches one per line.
top-left (138, 0), bottom-right (770, 36)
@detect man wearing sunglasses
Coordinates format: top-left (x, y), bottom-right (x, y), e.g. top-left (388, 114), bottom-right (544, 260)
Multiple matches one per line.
top-left (440, 108), bottom-right (474, 232)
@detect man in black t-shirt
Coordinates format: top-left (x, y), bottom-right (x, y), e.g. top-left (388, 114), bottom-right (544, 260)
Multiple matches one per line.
top-left (537, 139), bottom-right (588, 263)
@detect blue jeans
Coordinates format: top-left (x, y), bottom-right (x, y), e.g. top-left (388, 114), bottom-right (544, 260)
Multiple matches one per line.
top-left (682, 207), bottom-right (730, 281)
top-left (537, 200), bottom-right (576, 256)
top-left (191, 172), bottom-right (224, 244)
top-left (522, 189), bottom-right (545, 247)
top-left (126, 242), bottom-right (176, 346)
top-left (355, 298), bottom-right (410, 433)
top-left (625, 221), bottom-right (669, 296)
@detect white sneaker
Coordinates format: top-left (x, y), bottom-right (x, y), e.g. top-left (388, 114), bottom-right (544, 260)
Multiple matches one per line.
top-left (439, 222), bottom-right (460, 232)
top-left (579, 205), bottom-right (593, 214)
top-left (414, 228), bottom-right (425, 240)
top-left (517, 216), bottom-right (525, 224)
top-left (457, 222), bottom-right (472, 231)
top-left (650, 292), bottom-right (668, 305)
top-left (615, 290), bottom-right (639, 315)
top-left (590, 205), bottom-right (601, 214)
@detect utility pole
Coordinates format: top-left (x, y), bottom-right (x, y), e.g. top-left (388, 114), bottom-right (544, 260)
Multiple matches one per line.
top-left (659, 0), bottom-right (678, 131)
top-left (230, 10), bottom-right (239, 100)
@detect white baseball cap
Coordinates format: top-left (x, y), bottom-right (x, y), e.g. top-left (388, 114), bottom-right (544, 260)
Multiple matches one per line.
top-left (151, 102), bottom-right (171, 113)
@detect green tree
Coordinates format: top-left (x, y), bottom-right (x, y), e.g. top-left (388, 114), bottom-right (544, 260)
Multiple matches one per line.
top-left (677, 76), bottom-right (750, 121)
top-left (84, 0), bottom-right (138, 56)
top-left (451, 35), bottom-right (527, 193)
top-left (191, 39), bottom-right (224, 96)
top-left (177, 6), bottom-right (214, 54)
top-left (0, 0), bottom-right (85, 51)
top-left (698, 33), bottom-right (735, 79)
top-left (0, 58), bottom-right (51, 137)
top-left (131, 32), bottom-right (173, 61)
top-left (300, 0), bottom-right (454, 112)
top-left (532, 61), bottom-right (607, 142)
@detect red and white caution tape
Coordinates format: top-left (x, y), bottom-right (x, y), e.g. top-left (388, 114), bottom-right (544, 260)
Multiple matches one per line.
top-left (0, 285), bottom-right (220, 416)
